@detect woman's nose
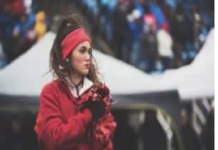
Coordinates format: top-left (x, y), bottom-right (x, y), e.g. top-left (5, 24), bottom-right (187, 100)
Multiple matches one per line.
top-left (85, 53), bottom-right (90, 61)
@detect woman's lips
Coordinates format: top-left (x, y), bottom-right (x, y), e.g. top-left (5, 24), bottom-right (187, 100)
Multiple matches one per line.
top-left (84, 64), bottom-right (90, 68)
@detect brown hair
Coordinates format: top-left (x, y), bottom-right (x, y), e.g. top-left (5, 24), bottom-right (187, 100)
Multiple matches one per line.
top-left (50, 14), bottom-right (100, 85)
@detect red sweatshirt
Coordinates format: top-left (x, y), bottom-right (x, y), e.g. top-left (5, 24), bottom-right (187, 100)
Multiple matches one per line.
top-left (35, 79), bottom-right (114, 150)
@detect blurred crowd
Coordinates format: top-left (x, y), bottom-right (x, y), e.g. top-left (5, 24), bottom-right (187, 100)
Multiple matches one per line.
top-left (0, 0), bottom-right (214, 73)
top-left (0, 0), bottom-right (48, 69)
top-left (76, 0), bottom-right (214, 73)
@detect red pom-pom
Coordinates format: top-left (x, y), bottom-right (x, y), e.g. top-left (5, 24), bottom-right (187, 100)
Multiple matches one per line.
top-left (78, 84), bottom-right (116, 149)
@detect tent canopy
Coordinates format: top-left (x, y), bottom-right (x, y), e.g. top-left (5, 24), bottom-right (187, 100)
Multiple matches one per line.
top-left (163, 29), bottom-right (214, 100)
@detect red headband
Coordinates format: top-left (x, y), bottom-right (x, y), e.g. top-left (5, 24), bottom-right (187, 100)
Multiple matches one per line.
top-left (61, 28), bottom-right (91, 59)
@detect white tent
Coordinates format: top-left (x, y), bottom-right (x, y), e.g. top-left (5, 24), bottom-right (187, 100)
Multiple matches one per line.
top-left (0, 29), bottom-right (214, 100)
top-left (163, 29), bottom-right (214, 100)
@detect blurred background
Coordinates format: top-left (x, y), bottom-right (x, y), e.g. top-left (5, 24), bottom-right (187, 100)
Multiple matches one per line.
top-left (0, 0), bottom-right (214, 150)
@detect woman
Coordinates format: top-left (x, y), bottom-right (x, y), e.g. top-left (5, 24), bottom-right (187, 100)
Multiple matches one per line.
top-left (34, 14), bottom-right (117, 150)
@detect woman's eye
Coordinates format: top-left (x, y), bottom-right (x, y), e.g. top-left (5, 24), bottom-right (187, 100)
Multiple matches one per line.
top-left (80, 49), bottom-right (85, 53)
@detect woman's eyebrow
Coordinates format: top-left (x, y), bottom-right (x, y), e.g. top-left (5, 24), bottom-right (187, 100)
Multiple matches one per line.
top-left (80, 46), bottom-right (91, 50)
top-left (80, 46), bottom-right (87, 50)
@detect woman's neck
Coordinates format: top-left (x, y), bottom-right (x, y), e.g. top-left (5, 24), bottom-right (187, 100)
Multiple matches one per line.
top-left (70, 72), bottom-right (83, 85)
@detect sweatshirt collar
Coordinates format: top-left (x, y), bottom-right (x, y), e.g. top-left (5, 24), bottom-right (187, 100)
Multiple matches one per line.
top-left (66, 77), bottom-right (94, 98)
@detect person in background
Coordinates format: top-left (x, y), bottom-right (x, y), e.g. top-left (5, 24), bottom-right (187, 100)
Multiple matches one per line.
top-left (201, 101), bottom-right (214, 150)
top-left (157, 23), bottom-right (173, 71)
top-left (171, 2), bottom-right (188, 48)
top-left (11, 0), bottom-right (26, 17)
top-left (195, 21), bottom-right (208, 52)
top-left (127, 1), bottom-right (144, 65)
top-left (34, 11), bottom-right (47, 41)
top-left (143, 8), bottom-right (156, 32)
top-left (164, 0), bottom-right (176, 12)
top-left (139, 110), bottom-right (167, 150)
top-left (148, 0), bottom-right (167, 30)
top-left (12, 14), bottom-right (29, 40)
top-left (23, 0), bottom-right (33, 14)
top-left (35, 14), bottom-right (116, 150)
top-left (112, 0), bottom-right (130, 62)
top-left (13, 12), bottom-right (36, 41)
top-left (171, 42), bottom-right (185, 68)
top-left (0, 42), bottom-right (7, 69)
top-left (0, 5), bottom-right (15, 63)
top-left (180, 107), bottom-right (201, 150)
top-left (98, 0), bottom-right (117, 43)
top-left (12, 13), bottom-right (36, 57)
top-left (191, 5), bottom-right (203, 51)
top-left (12, 13), bottom-right (29, 57)
top-left (139, 21), bottom-right (158, 73)
top-left (134, 0), bottom-right (146, 15)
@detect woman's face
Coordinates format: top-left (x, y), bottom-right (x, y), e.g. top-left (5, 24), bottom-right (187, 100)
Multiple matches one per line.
top-left (70, 41), bottom-right (92, 76)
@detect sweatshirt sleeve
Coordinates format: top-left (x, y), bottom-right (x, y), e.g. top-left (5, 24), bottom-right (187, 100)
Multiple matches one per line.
top-left (34, 84), bottom-right (92, 150)
top-left (93, 113), bottom-right (116, 150)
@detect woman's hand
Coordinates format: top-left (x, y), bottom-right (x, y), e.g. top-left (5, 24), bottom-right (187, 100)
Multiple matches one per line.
top-left (82, 99), bottom-right (105, 121)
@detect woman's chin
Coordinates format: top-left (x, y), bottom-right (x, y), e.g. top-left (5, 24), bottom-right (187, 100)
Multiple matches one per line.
top-left (80, 70), bottom-right (89, 76)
